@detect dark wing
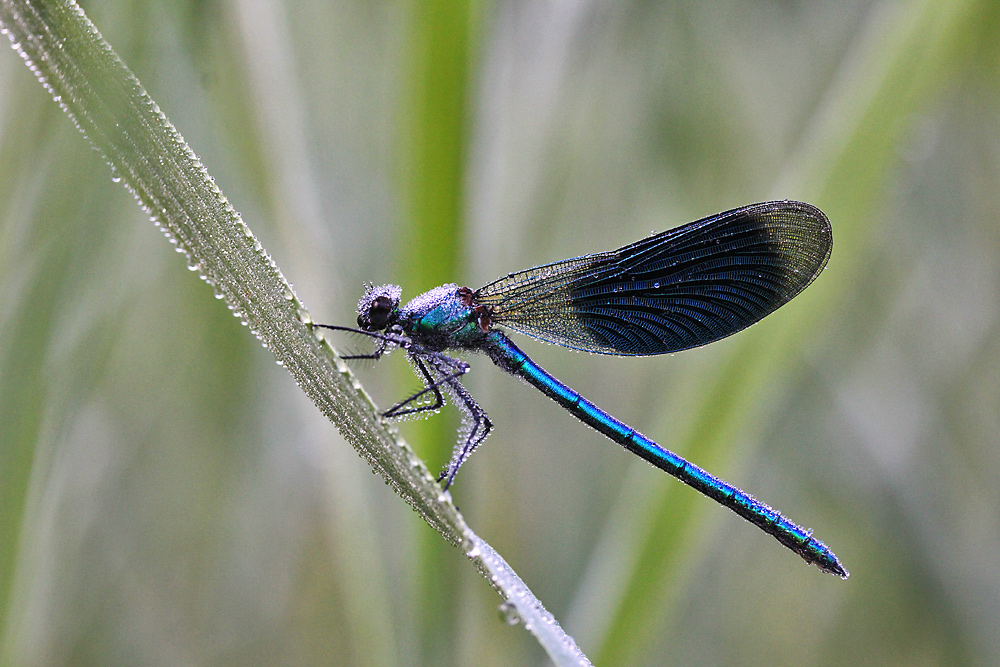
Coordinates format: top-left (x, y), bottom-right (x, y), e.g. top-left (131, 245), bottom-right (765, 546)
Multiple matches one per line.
top-left (475, 201), bottom-right (832, 355)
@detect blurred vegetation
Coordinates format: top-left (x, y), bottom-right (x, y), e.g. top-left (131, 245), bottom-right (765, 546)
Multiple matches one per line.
top-left (2, 0), bottom-right (1000, 665)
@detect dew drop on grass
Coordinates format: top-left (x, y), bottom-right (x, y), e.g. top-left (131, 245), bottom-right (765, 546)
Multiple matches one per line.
top-left (498, 601), bottom-right (521, 626)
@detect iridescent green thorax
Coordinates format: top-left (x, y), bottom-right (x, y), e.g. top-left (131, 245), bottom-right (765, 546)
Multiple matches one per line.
top-left (399, 284), bottom-right (490, 352)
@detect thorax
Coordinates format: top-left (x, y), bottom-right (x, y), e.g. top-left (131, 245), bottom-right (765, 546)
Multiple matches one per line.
top-left (400, 284), bottom-right (489, 352)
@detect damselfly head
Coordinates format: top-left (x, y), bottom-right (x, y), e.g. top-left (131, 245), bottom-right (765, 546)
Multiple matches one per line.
top-left (357, 284), bottom-right (402, 331)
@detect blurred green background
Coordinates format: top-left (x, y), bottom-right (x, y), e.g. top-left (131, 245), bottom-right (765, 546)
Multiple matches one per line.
top-left (2, 0), bottom-right (999, 665)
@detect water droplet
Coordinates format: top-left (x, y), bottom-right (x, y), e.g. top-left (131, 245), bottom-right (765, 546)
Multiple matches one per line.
top-left (498, 601), bottom-right (521, 626)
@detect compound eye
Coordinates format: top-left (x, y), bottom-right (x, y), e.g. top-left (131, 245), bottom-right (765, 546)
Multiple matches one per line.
top-left (360, 295), bottom-right (394, 331)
